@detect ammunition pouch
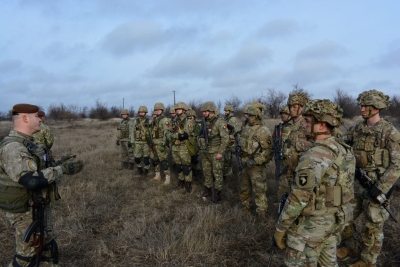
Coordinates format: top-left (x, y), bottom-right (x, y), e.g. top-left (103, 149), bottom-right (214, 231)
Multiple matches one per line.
top-left (336, 201), bottom-right (353, 226)
top-left (186, 138), bottom-right (199, 156)
top-left (0, 185), bottom-right (29, 213)
top-left (354, 150), bottom-right (368, 168)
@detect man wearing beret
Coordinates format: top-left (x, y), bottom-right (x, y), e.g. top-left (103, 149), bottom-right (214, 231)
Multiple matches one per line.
top-left (0, 104), bottom-right (84, 266)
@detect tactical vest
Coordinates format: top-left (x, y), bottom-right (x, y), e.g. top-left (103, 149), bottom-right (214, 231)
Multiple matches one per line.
top-left (152, 115), bottom-right (166, 139)
top-left (0, 136), bottom-right (46, 212)
top-left (135, 118), bottom-right (150, 141)
top-left (352, 120), bottom-right (391, 180)
top-left (239, 124), bottom-right (262, 157)
top-left (207, 116), bottom-right (223, 148)
top-left (118, 119), bottom-right (130, 139)
top-left (300, 139), bottom-right (355, 226)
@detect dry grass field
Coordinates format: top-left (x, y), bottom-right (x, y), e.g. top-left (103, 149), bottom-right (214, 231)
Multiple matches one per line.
top-left (0, 118), bottom-right (399, 267)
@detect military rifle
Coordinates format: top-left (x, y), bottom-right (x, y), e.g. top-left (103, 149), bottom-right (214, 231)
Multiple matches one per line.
top-left (267, 192), bottom-right (289, 267)
top-left (356, 168), bottom-right (398, 222)
top-left (233, 130), bottom-right (243, 174)
top-left (197, 117), bottom-right (208, 152)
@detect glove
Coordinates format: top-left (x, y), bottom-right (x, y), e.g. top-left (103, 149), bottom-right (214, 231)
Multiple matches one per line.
top-left (127, 141), bottom-right (132, 147)
top-left (274, 230), bottom-right (286, 249)
top-left (55, 154), bottom-right (76, 165)
top-left (178, 132), bottom-right (189, 141)
top-left (116, 140), bottom-right (120, 146)
top-left (245, 159), bottom-right (256, 168)
top-left (61, 160), bottom-right (84, 175)
top-left (369, 185), bottom-right (382, 200)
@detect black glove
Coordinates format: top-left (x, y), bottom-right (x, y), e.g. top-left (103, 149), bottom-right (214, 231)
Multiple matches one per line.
top-left (62, 160), bottom-right (84, 175)
top-left (178, 132), bottom-right (189, 141)
top-left (127, 141), bottom-right (132, 147)
top-left (369, 185), bottom-right (382, 199)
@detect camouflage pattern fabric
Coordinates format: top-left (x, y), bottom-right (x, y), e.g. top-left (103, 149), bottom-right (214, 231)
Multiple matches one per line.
top-left (199, 115), bottom-right (229, 191)
top-left (130, 117), bottom-right (152, 170)
top-left (357, 89), bottom-right (391, 110)
top-left (223, 113), bottom-right (238, 177)
top-left (238, 117), bottom-right (273, 213)
top-left (278, 117), bottom-right (313, 199)
top-left (1, 130), bottom-right (64, 266)
top-left (117, 118), bottom-right (133, 163)
top-left (276, 136), bottom-right (355, 267)
top-left (340, 118), bottom-right (400, 264)
top-left (150, 114), bottom-right (171, 174)
top-left (33, 122), bottom-right (54, 149)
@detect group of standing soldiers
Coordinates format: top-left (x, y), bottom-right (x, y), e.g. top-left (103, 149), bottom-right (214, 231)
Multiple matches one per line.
top-left (116, 89), bottom-right (400, 267)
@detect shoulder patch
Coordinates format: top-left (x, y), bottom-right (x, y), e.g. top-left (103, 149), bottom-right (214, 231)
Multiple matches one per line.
top-left (299, 175), bottom-right (308, 186)
top-left (28, 160), bottom-right (37, 171)
top-left (166, 121), bottom-right (171, 127)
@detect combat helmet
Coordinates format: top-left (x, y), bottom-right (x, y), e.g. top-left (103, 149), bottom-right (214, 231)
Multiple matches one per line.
top-left (287, 93), bottom-right (309, 107)
top-left (174, 102), bottom-right (188, 110)
top-left (120, 109), bottom-right (129, 115)
top-left (224, 105), bottom-right (234, 112)
top-left (302, 99), bottom-right (343, 127)
top-left (251, 101), bottom-right (266, 114)
top-left (246, 105), bottom-right (263, 120)
top-left (357, 89), bottom-right (391, 110)
top-left (138, 106), bottom-right (148, 113)
top-left (169, 107), bottom-right (176, 114)
top-left (279, 104), bottom-right (290, 114)
top-left (186, 109), bottom-right (197, 117)
top-left (154, 102), bottom-right (165, 111)
top-left (242, 104), bottom-right (251, 114)
top-left (201, 101), bottom-right (218, 112)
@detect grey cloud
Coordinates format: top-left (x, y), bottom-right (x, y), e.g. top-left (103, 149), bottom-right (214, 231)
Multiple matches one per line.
top-left (296, 40), bottom-right (347, 60)
top-left (42, 41), bottom-right (89, 61)
top-left (0, 59), bottom-right (22, 72)
top-left (225, 42), bottom-right (272, 70)
top-left (374, 48), bottom-right (400, 68)
top-left (257, 19), bottom-right (299, 39)
top-left (102, 21), bottom-right (170, 56)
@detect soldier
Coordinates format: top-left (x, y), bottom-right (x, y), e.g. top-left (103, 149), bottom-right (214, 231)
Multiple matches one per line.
top-left (169, 107), bottom-right (177, 120)
top-left (240, 104), bottom-right (251, 130)
top-left (150, 103), bottom-right (172, 185)
top-left (0, 104), bottom-right (83, 266)
top-left (223, 105), bottom-right (238, 179)
top-left (278, 93), bottom-right (313, 199)
top-left (168, 102), bottom-right (194, 193)
top-left (237, 104), bottom-right (274, 218)
top-left (33, 110), bottom-right (54, 150)
top-left (186, 109), bottom-right (202, 181)
top-left (116, 109), bottom-right (134, 170)
top-left (336, 90), bottom-right (400, 267)
top-left (129, 106), bottom-right (152, 176)
top-left (279, 104), bottom-right (291, 123)
top-left (198, 101), bottom-right (229, 203)
top-left (274, 99), bottom-right (355, 267)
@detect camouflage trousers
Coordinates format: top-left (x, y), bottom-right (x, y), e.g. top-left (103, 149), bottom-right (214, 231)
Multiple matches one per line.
top-left (202, 152), bottom-right (224, 191)
top-left (5, 206), bottom-right (57, 267)
top-left (172, 144), bottom-right (192, 182)
top-left (150, 141), bottom-right (170, 176)
top-left (120, 141), bottom-right (134, 163)
top-left (134, 141), bottom-right (150, 170)
top-left (340, 189), bottom-right (389, 264)
top-left (223, 147), bottom-right (233, 177)
top-left (239, 165), bottom-right (268, 213)
top-left (284, 234), bottom-right (338, 267)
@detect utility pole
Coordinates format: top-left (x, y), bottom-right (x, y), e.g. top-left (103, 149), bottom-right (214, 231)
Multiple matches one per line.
top-left (173, 91), bottom-right (176, 105)
top-left (123, 98), bottom-right (124, 109)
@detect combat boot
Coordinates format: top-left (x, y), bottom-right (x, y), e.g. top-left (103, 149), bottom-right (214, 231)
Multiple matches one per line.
top-left (201, 186), bottom-right (212, 200)
top-left (129, 162), bottom-right (134, 170)
top-left (134, 167), bottom-right (143, 177)
top-left (213, 190), bottom-right (221, 204)
top-left (163, 174), bottom-right (170, 185)
top-left (337, 247), bottom-right (357, 260)
top-left (173, 180), bottom-right (185, 191)
top-left (143, 168), bottom-right (149, 176)
top-left (184, 181), bottom-right (192, 194)
top-left (349, 260), bottom-right (376, 267)
top-left (153, 172), bottom-right (161, 182)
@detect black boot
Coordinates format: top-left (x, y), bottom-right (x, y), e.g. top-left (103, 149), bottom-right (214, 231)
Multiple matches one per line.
top-left (184, 182), bottom-right (192, 194)
top-left (201, 186), bottom-right (212, 200)
top-left (129, 162), bottom-right (134, 170)
top-left (143, 168), bottom-right (149, 176)
top-left (173, 180), bottom-right (185, 191)
top-left (213, 190), bottom-right (221, 204)
top-left (134, 167), bottom-right (143, 177)
top-left (120, 162), bottom-right (128, 170)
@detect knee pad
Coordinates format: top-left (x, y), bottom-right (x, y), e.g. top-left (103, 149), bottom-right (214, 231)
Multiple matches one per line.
top-left (143, 157), bottom-right (150, 166)
top-left (134, 157), bottom-right (141, 164)
top-left (182, 165), bottom-right (191, 176)
top-left (175, 164), bottom-right (182, 173)
top-left (161, 160), bottom-right (169, 170)
top-left (191, 155), bottom-right (198, 165)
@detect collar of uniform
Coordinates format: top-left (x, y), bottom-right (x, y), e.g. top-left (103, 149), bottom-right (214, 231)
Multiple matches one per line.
top-left (9, 129), bottom-right (35, 142)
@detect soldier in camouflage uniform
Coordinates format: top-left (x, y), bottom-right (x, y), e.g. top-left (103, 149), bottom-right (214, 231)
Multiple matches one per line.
top-left (279, 104), bottom-right (291, 123)
top-left (223, 105), bottom-right (238, 179)
top-left (198, 101), bottom-right (229, 203)
top-left (240, 104), bottom-right (251, 130)
top-left (150, 103), bottom-right (172, 185)
top-left (167, 102), bottom-right (194, 193)
top-left (116, 109), bottom-right (134, 170)
top-left (274, 99), bottom-right (355, 267)
top-left (129, 106), bottom-right (152, 176)
top-left (169, 107), bottom-right (177, 120)
top-left (336, 90), bottom-right (400, 267)
top-left (187, 109), bottom-right (202, 181)
top-left (237, 104), bottom-right (274, 218)
top-left (278, 93), bottom-right (313, 199)
top-left (33, 110), bottom-right (54, 150)
top-left (0, 104), bottom-right (83, 267)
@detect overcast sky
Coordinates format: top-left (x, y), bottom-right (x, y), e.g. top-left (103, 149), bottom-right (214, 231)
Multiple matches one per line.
top-left (1, 0), bottom-right (400, 113)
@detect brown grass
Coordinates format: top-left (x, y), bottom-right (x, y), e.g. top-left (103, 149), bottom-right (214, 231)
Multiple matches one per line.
top-left (0, 119), bottom-right (399, 267)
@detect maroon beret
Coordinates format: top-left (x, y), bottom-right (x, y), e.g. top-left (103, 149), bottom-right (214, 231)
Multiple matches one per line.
top-left (12, 104), bottom-right (39, 115)
top-left (38, 110), bottom-right (45, 117)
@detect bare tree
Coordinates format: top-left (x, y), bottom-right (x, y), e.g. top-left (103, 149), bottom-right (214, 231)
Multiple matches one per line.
top-left (261, 88), bottom-right (286, 118)
top-left (333, 88), bottom-right (359, 119)
top-left (48, 103), bottom-right (80, 120)
top-left (290, 84), bottom-right (313, 99)
top-left (128, 106), bottom-right (135, 118)
top-left (89, 99), bottom-right (112, 120)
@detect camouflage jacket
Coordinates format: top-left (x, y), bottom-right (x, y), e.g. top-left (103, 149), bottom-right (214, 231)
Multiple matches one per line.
top-left (129, 117), bottom-right (152, 143)
top-left (33, 122), bottom-right (54, 149)
top-left (343, 119), bottom-right (400, 194)
top-left (151, 115), bottom-right (171, 144)
top-left (198, 115), bottom-right (229, 154)
top-left (276, 136), bottom-right (355, 242)
top-left (117, 118), bottom-right (131, 141)
top-left (239, 121), bottom-right (273, 165)
top-left (168, 114), bottom-right (194, 147)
